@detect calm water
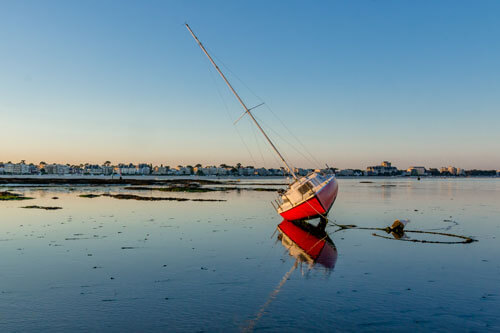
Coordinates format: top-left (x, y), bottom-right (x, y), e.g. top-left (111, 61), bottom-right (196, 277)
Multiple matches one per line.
top-left (1, 178), bottom-right (499, 331)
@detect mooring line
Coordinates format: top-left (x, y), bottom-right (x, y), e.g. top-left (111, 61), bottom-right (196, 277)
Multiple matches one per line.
top-left (329, 223), bottom-right (476, 245)
top-left (371, 229), bottom-right (475, 244)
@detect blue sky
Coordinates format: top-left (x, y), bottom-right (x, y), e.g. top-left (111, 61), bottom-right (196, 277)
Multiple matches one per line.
top-left (1, 0), bottom-right (499, 169)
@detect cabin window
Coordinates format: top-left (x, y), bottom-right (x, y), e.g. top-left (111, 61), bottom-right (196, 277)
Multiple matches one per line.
top-left (298, 182), bottom-right (312, 195)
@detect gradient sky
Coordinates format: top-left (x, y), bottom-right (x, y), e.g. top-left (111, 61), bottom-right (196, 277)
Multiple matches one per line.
top-left (1, 0), bottom-right (499, 170)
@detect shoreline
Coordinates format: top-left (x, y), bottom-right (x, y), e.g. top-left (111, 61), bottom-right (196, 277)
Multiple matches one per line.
top-left (0, 175), bottom-right (497, 187)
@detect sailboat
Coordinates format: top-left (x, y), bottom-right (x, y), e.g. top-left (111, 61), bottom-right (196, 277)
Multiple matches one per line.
top-left (186, 24), bottom-right (338, 222)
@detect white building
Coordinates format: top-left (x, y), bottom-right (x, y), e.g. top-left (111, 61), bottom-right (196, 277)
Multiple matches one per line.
top-left (321, 168), bottom-right (337, 175)
top-left (137, 164), bottom-right (151, 175)
top-left (255, 168), bottom-right (269, 176)
top-left (57, 164), bottom-right (70, 175)
top-left (193, 166), bottom-right (231, 176)
top-left (28, 164), bottom-right (38, 174)
top-left (407, 166), bottom-right (426, 176)
top-left (367, 161), bottom-right (398, 175)
top-left (238, 167), bottom-right (255, 176)
top-left (153, 166), bottom-right (169, 175)
top-left (43, 164), bottom-right (69, 175)
top-left (44, 164), bottom-right (56, 174)
top-left (338, 169), bottom-right (354, 176)
top-left (440, 166), bottom-right (459, 175)
top-left (268, 168), bottom-right (285, 176)
top-left (217, 167), bottom-right (230, 176)
top-left (118, 164), bottom-right (139, 175)
top-left (84, 165), bottom-right (103, 175)
top-left (293, 168), bottom-right (308, 176)
top-left (4, 163), bottom-right (30, 175)
top-left (195, 166), bottom-right (216, 176)
top-left (4, 163), bottom-right (15, 174)
top-left (172, 166), bottom-right (191, 175)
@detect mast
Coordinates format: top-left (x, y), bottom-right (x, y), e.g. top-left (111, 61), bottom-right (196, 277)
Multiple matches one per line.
top-left (185, 23), bottom-right (297, 180)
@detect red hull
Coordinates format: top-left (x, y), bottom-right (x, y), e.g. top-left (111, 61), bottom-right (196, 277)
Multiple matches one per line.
top-left (316, 178), bottom-right (338, 214)
top-left (279, 178), bottom-right (338, 221)
top-left (280, 196), bottom-right (325, 221)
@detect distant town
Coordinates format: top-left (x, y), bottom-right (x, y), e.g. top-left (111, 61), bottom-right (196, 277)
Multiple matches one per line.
top-left (0, 160), bottom-right (498, 177)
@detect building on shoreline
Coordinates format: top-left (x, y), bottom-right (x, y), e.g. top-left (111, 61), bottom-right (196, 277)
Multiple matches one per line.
top-left (3, 162), bottom-right (31, 175)
top-left (0, 160), bottom-right (498, 177)
top-left (367, 161), bottom-right (399, 176)
top-left (407, 166), bottom-right (426, 176)
top-left (45, 164), bottom-right (70, 175)
top-left (152, 165), bottom-right (169, 175)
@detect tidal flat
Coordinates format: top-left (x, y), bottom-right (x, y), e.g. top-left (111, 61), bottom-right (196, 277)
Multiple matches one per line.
top-left (1, 178), bottom-right (499, 331)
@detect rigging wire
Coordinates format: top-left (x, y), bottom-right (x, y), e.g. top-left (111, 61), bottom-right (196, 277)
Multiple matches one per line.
top-left (248, 116), bottom-right (267, 168)
top-left (203, 55), bottom-right (259, 168)
top-left (207, 48), bottom-right (325, 170)
top-left (203, 46), bottom-right (292, 172)
top-left (243, 112), bottom-right (296, 175)
top-left (253, 114), bottom-right (319, 169)
top-left (263, 103), bottom-right (325, 170)
top-left (259, 127), bottom-right (292, 176)
top-left (198, 42), bottom-right (293, 175)
top-left (201, 42), bottom-right (322, 174)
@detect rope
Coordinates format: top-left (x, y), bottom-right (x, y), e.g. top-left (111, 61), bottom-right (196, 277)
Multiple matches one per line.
top-left (331, 224), bottom-right (477, 245)
top-left (372, 230), bottom-right (475, 244)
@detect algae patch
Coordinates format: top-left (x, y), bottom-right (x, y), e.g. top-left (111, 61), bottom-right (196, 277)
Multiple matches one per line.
top-left (21, 205), bottom-right (62, 210)
top-left (124, 186), bottom-right (215, 193)
top-left (101, 193), bottom-right (225, 202)
top-left (158, 187), bottom-right (215, 193)
top-left (124, 186), bottom-right (277, 193)
top-left (0, 191), bottom-right (33, 201)
top-left (79, 194), bottom-right (102, 198)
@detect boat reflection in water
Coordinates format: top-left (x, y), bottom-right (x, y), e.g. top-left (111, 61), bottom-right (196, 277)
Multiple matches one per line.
top-left (277, 219), bottom-right (338, 272)
top-left (244, 220), bottom-right (338, 331)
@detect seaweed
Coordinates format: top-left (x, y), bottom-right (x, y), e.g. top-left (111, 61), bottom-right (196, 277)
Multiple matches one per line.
top-left (252, 188), bottom-right (278, 192)
top-left (0, 191), bottom-right (33, 201)
top-left (101, 193), bottom-right (225, 202)
top-left (123, 186), bottom-right (277, 193)
top-left (21, 205), bottom-right (62, 210)
top-left (124, 186), bottom-right (215, 193)
top-left (157, 187), bottom-right (215, 193)
top-left (78, 194), bottom-right (102, 198)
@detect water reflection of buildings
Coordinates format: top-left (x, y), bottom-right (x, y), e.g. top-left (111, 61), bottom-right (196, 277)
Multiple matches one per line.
top-left (277, 219), bottom-right (337, 272)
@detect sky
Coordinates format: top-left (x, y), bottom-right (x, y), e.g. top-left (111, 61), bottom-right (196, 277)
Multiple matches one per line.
top-left (1, 0), bottom-right (499, 170)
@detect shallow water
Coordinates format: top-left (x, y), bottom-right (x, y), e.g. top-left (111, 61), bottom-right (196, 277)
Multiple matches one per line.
top-left (1, 178), bottom-right (499, 331)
